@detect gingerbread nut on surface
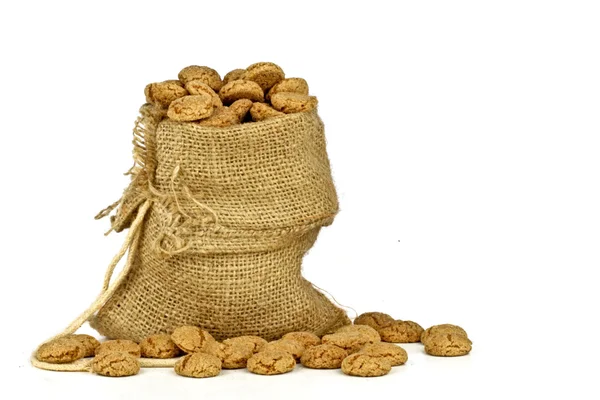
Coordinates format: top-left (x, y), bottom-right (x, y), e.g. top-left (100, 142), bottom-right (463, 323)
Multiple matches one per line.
top-left (244, 62), bottom-right (285, 91)
top-left (247, 350), bottom-right (296, 375)
top-left (67, 334), bottom-right (100, 357)
top-left (300, 344), bottom-right (348, 369)
top-left (336, 324), bottom-right (381, 343)
top-left (36, 338), bottom-right (85, 364)
top-left (270, 92), bottom-right (318, 113)
top-left (222, 336), bottom-right (268, 353)
top-left (378, 320), bottom-right (424, 343)
top-left (322, 331), bottom-right (373, 354)
top-left (424, 333), bottom-right (472, 357)
top-left (219, 340), bottom-right (256, 369)
top-left (421, 324), bottom-right (469, 345)
top-left (96, 339), bottom-right (141, 358)
top-left (341, 353), bottom-right (392, 377)
top-left (282, 332), bottom-right (321, 349)
top-left (358, 343), bottom-right (408, 366)
top-left (261, 339), bottom-right (304, 362)
top-left (174, 352), bottom-right (222, 378)
top-left (92, 352), bottom-right (140, 377)
top-left (140, 334), bottom-right (181, 359)
top-left (171, 326), bottom-right (216, 354)
top-left (167, 94), bottom-right (214, 122)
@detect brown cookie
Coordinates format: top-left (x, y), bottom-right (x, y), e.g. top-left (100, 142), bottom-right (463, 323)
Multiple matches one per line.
top-left (321, 331), bottom-right (373, 354)
top-left (96, 340), bottom-right (141, 358)
top-left (219, 340), bottom-right (255, 369)
top-left (282, 332), bottom-right (321, 349)
top-left (300, 344), bottom-right (348, 369)
top-left (341, 353), bottom-right (392, 377)
top-left (421, 324), bottom-right (469, 345)
top-left (171, 326), bottom-right (216, 354)
top-left (163, 79), bottom-right (184, 87)
top-left (379, 320), bottom-right (424, 343)
top-left (36, 338), bottom-right (85, 364)
top-left (244, 62), bottom-right (285, 91)
top-left (197, 107), bottom-right (240, 127)
top-left (223, 68), bottom-right (246, 84)
top-left (174, 352), bottom-right (222, 378)
top-left (140, 334), bottom-right (181, 359)
top-left (266, 77), bottom-right (309, 101)
top-left (353, 312), bottom-right (395, 331)
top-left (249, 102), bottom-right (285, 121)
top-left (270, 92), bottom-right (318, 113)
top-left (424, 333), bottom-right (472, 357)
top-left (261, 339), bottom-right (304, 362)
top-left (336, 324), bottom-right (381, 343)
top-left (222, 336), bottom-right (268, 353)
top-left (184, 80), bottom-right (223, 108)
top-left (219, 79), bottom-right (264, 104)
top-left (92, 352), bottom-right (140, 377)
top-left (358, 343), bottom-right (408, 366)
top-left (66, 334), bottom-right (100, 357)
top-left (247, 350), bottom-right (295, 375)
top-left (144, 81), bottom-right (188, 108)
top-left (178, 65), bottom-right (223, 91)
top-left (229, 99), bottom-right (253, 121)
top-left (167, 94), bottom-right (214, 122)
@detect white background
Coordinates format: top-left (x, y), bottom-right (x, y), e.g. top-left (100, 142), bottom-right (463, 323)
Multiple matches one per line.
top-left (1, 0), bottom-right (599, 399)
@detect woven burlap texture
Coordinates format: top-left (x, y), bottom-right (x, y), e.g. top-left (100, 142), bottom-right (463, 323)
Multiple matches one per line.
top-left (90, 105), bottom-right (349, 342)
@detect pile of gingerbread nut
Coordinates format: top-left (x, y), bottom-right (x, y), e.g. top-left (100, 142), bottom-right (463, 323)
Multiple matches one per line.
top-left (143, 62), bottom-right (317, 127)
top-left (35, 311), bottom-right (472, 378)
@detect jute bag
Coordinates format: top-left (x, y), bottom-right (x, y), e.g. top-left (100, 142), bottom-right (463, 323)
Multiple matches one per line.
top-left (32, 103), bottom-right (349, 370)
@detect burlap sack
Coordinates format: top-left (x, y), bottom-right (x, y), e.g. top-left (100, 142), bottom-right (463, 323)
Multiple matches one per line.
top-left (89, 105), bottom-right (349, 342)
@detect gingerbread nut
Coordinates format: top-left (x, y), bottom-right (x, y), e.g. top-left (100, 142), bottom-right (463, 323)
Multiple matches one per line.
top-left (341, 353), bottom-right (392, 377)
top-left (66, 334), bottom-right (100, 357)
top-left (92, 352), bottom-right (140, 377)
top-left (178, 65), bottom-right (223, 91)
top-left (261, 339), bottom-right (304, 362)
top-left (167, 94), bottom-right (214, 122)
top-left (266, 77), bottom-right (309, 101)
top-left (96, 339), bottom-right (141, 358)
top-left (244, 62), bottom-right (285, 91)
top-left (184, 80), bottom-right (223, 108)
top-left (378, 320), bottom-right (424, 343)
top-left (223, 68), bottom-right (246, 84)
top-left (218, 80), bottom-right (264, 104)
top-left (421, 324), bottom-right (469, 345)
top-left (174, 352), bottom-right (222, 378)
top-left (197, 106), bottom-right (240, 128)
top-left (222, 336), bottom-right (268, 353)
top-left (336, 324), bottom-right (381, 344)
top-left (36, 338), bottom-right (85, 364)
top-left (300, 344), bottom-right (348, 369)
top-left (353, 312), bottom-right (396, 331)
top-left (247, 350), bottom-right (295, 375)
top-left (282, 332), bottom-right (321, 349)
top-left (424, 333), bottom-right (472, 357)
top-left (171, 326), bottom-right (217, 354)
top-left (358, 343), bottom-right (407, 366)
top-left (229, 99), bottom-right (253, 121)
top-left (249, 102), bottom-right (285, 122)
top-left (145, 81), bottom-right (188, 108)
top-left (322, 331), bottom-right (373, 354)
top-left (140, 334), bottom-right (181, 359)
top-left (270, 92), bottom-right (318, 113)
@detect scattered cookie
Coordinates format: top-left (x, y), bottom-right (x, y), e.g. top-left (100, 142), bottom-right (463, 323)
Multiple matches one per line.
top-left (36, 338), bottom-right (85, 364)
top-left (300, 344), bottom-right (348, 369)
top-left (219, 79), bottom-right (264, 104)
top-left (421, 324), bottom-right (469, 345)
top-left (321, 331), bottom-right (373, 354)
top-left (222, 336), bottom-right (268, 353)
top-left (261, 339), bottom-right (304, 362)
top-left (167, 94), bottom-right (214, 122)
top-left (178, 65), bottom-right (223, 91)
top-left (220, 340), bottom-right (255, 369)
top-left (249, 102), bottom-right (284, 121)
top-left (92, 352), bottom-right (140, 377)
top-left (341, 353), bottom-right (392, 377)
top-left (336, 324), bottom-right (381, 343)
top-left (174, 352), bottom-right (222, 378)
top-left (223, 68), bottom-right (246, 84)
top-left (197, 106), bottom-right (240, 127)
top-left (424, 333), bottom-right (472, 357)
top-left (282, 332), bottom-right (321, 349)
top-left (358, 343), bottom-right (407, 366)
top-left (67, 334), bottom-right (100, 357)
top-left (229, 98), bottom-right (253, 121)
top-left (247, 350), bottom-right (296, 375)
top-left (271, 92), bottom-right (318, 113)
top-left (171, 326), bottom-right (216, 354)
top-left (96, 339), bottom-right (141, 358)
top-left (184, 80), bottom-right (223, 108)
top-left (244, 62), bottom-right (285, 91)
top-left (266, 78), bottom-right (309, 101)
top-left (378, 320), bottom-right (424, 343)
top-left (145, 81), bottom-right (188, 108)
top-left (140, 334), bottom-right (181, 359)
top-left (353, 312), bottom-right (395, 331)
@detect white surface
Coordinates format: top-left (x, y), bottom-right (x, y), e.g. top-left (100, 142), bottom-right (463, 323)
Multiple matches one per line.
top-left (1, 0), bottom-right (599, 399)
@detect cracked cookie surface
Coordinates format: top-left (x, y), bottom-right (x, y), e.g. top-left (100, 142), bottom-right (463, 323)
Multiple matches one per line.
top-left (354, 312), bottom-right (395, 331)
top-left (174, 352), bottom-right (222, 378)
top-left (244, 62), bottom-right (285, 91)
top-left (140, 334), bottom-right (181, 358)
top-left (219, 340), bottom-right (255, 369)
top-left (322, 331), bottom-right (374, 354)
top-left (424, 333), bottom-right (472, 357)
top-left (229, 99), bottom-right (253, 121)
top-left (336, 324), bottom-right (381, 344)
top-left (421, 324), bottom-right (468, 345)
top-left (36, 338), bottom-right (85, 364)
top-left (271, 92), bottom-right (318, 113)
top-left (197, 106), bottom-right (240, 127)
top-left (171, 326), bottom-right (216, 354)
top-left (222, 336), bottom-right (267, 353)
top-left (178, 65), bottom-right (223, 91)
top-left (96, 339), bottom-right (141, 357)
top-left (66, 334), bottom-right (100, 357)
top-left (282, 331), bottom-right (321, 349)
top-left (341, 353), bottom-right (392, 377)
top-left (92, 352), bottom-right (140, 377)
top-left (145, 81), bottom-right (188, 108)
top-left (247, 350), bottom-right (295, 375)
top-left (219, 79), bottom-right (264, 104)
top-left (167, 94), bottom-right (214, 121)
top-left (262, 339), bottom-right (304, 362)
top-left (249, 102), bottom-right (284, 121)
top-left (379, 320), bottom-right (424, 343)
top-left (184, 80), bottom-right (223, 108)
top-left (358, 343), bottom-right (407, 366)
top-left (266, 78), bottom-right (309, 101)
top-left (300, 344), bottom-right (348, 369)
top-left (223, 68), bottom-right (246, 84)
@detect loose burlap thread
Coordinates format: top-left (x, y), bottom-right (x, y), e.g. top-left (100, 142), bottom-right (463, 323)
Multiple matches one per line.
top-left (32, 104), bottom-right (349, 371)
